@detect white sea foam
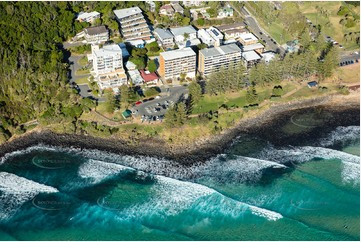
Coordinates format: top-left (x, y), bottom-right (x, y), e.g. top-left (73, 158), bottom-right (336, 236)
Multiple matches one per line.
top-left (258, 146), bottom-right (360, 165)
top-left (78, 159), bottom-right (134, 185)
top-left (249, 205), bottom-right (283, 221)
top-left (0, 172), bottom-right (58, 220)
top-left (318, 126), bottom-right (360, 147)
top-left (122, 175), bottom-right (283, 221)
top-left (341, 162), bottom-right (360, 186)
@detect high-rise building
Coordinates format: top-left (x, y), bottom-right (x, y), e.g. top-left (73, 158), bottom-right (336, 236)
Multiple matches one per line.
top-left (159, 48), bottom-right (197, 80)
top-left (114, 7), bottom-right (152, 41)
top-left (198, 44), bottom-right (242, 75)
top-left (91, 44), bottom-right (127, 89)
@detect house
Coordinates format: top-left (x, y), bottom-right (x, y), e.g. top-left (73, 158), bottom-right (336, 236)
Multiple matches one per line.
top-left (154, 28), bottom-right (174, 48)
top-left (197, 27), bottom-right (223, 47)
top-left (139, 70), bottom-right (159, 85)
top-left (183, 1), bottom-right (203, 7)
top-left (198, 44), bottom-right (242, 75)
top-left (178, 38), bottom-right (201, 49)
top-left (84, 26), bottom-right (109, 43)
top-left (218, 5), bottom-right (233, 18)
top-left (145, 0), bottom-right (156, 12)
top-left (241, 50), bottom-right (262, 69)
top-left (240, 42), bottom-right (265, 54)
top-left (172, 3), bottom-right (184, 14)
top-left (114, 7), bottom-right (152, 41)
top-left (76, 11), bottom-right (100, 23)
top-left (91, 44), bottom-right (128, 89)
top-left (217, 23), bottom-right (248, 39)
top-left (307, 81), bottom-right (318, 88)
top-left (159, 4), bottom-right (175, 16)
top-left (170, 25), bottom-right (197, 43)
top-left (159, 47), bottom-right (197, 80)
top-left (238, 32), bottom-right (259, 46)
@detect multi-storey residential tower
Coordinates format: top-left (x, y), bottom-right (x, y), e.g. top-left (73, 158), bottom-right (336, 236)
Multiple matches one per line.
top-left (114, 7), bottom-right (152, 41)
top-left (159, 48), bottom-right (197, 80)
top-left (198, 43), bottom-right (242, 75)
top-left (92, 44), bottom-right (127, 89)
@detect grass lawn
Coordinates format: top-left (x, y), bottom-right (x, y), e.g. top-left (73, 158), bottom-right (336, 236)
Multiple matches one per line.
top-left (75, 69), bottom-right (90, 76)
top-left (298, 1), bottom-right (360, 49)
top-left (75, 76), bottom-right (89, 85)
top-left (78, 56), bottom-right (88, 66)
top-left (336, 63), bottom-right (360, 84)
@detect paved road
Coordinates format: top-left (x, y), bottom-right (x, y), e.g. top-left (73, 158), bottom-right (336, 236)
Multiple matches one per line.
top-left (231, 3), bottom-right (286, 56)
top-left (68, 55), bottom-right (87, 84)
top-left (131, 85), bottom-right (188, 121)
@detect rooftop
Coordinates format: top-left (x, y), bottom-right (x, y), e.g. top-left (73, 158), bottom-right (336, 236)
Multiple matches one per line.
top-left (139, 70), bottom-right (158, 82)
top-left (160, 47), bottom-right (196, 61)
top-left (85, 26), bottom-right (108, 36)
top-left (216, 22), bottom-right (247, 31)
top-left (239, 33), bottom-right (258, 42)
top-left (200, 43), bottom-right (241, 58)
top-left (114, 7), bottom-right (142, 19)
top-left (94, 44), bottom-right (122, 57)
top-left (170, 25), bottom-right (197, 36)
top-left (77, 11), bottom-right (100, 20)
top-left (241, 50), bottom-right (261, 61)
top-left (160, 4), bottom-right (174, 11)
top-left (241, 42), bottom-right (264, 52)
top-left (172, 3), bottom-right (184, 12)
top-left (154, 28), bottom-right (174, 40)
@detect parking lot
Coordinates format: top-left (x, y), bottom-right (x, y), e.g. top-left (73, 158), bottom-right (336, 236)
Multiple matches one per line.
top-left (130, 85), bottom-right (188, 123)
top-left (339, 51), bottom-right (360, 67)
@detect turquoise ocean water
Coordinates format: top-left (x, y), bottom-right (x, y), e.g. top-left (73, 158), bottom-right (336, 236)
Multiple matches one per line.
top-left (0, 125), bottom-right (359, 240)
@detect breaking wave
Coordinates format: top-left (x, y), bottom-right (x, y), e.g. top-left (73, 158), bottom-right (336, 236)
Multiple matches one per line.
top-left (318, 126), bottom-right (360, 147)
top-left (0, 172), bottom-right (58, 220)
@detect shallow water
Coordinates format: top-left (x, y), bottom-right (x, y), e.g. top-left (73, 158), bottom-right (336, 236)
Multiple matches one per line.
top-left (0, 126), bottom-right (359, 240)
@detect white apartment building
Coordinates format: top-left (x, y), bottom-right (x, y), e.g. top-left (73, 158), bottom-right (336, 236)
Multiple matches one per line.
top-left (198, 43), bottom-right (242, 75)
top-left (159, 48), bottom-right (197, 80)
top-left (84, 26), bottom-right (109, 43)
top-left (92, 45), bottom-right (128, 89)
top-left (114, 7), bottom-right (152, 41)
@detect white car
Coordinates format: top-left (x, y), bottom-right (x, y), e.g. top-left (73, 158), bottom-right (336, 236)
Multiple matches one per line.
top-left (155, 95), bottom-right (161, 99)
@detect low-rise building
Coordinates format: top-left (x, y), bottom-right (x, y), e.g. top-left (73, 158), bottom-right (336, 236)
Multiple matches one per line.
top-left (197, 27), bottom-right (223, 47)
top-left (76, 11), bottom-right (100, 23)
top-left (218, 5), bottom-right (233, 18)
top-left (145, 0), bottom-right (156, 12)
top-left (154, 28), bottom-right (174, 48)
top-left (178, 38), bottom-right (201, 49)
top-left (170, 25), bottom-right (197, 43)
top-left (84, 26), bottom-right (109, 43)
top-left (216, 23), bottom-right (248, 39)
top-left (139, 70), bottom-right (159, 85)
top-left (241, 42), bottom-right (264, 54)
top-left (114, 7), bottom-right (152, 41)
top-left (160, 4), bottom-right (175, 16)
top-left (183, 1), bottom-right (203, 7)
top-left (172, 3), bottom-right (184, 14)
top-left (241, 50), bottom-right (261, 69)
top-left (91, 45), bottom-right (128, 89)
top-left (238, 32), bottom-right (259, 46)
top-left (198, 43), bottom-right (242, 76)
top-left (159, 47), bottom-right (197, 80)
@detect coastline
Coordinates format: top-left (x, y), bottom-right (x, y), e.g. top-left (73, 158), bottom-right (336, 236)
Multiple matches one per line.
top-left (0, 93), bottom-right (359, 164)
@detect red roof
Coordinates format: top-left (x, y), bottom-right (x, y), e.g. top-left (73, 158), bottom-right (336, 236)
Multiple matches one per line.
top-left (139, 70), bottom-right (158, 82)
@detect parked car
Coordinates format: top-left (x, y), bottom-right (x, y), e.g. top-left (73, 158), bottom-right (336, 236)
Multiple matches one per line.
top-left (135, 101), bottom-right (142, 106)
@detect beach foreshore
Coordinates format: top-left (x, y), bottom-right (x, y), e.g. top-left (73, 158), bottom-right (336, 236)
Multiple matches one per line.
top-left (0, 93), bottom-right (359, 164)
